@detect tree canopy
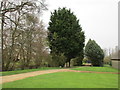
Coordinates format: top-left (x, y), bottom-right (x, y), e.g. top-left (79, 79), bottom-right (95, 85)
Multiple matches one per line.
top-left (85, 39), bottom-right (104, 66)
top-left (48, 7), bottom-right (85, 67)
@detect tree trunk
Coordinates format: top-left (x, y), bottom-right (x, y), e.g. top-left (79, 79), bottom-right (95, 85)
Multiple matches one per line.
top-left (65, 62), bottom-right (67, 67)
top-left (1, 12), bottom-right (4, 71)
top-left (68, 61), bottom-right (70, 67)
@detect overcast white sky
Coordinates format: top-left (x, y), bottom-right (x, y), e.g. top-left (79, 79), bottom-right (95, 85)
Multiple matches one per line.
top-left (41, 0), bottom-right (119, 49)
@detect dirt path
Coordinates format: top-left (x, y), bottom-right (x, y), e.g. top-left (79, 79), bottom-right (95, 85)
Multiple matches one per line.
top-left (1, 69), bottom-right (119, 84)
top-left (0, 69), bottom-right (69, 84)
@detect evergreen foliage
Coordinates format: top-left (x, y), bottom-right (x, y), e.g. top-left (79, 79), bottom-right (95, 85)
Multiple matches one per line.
top-left (85, 39), bottom-right (104, 66)
top-left (48, 8), bottom-right (85, 67)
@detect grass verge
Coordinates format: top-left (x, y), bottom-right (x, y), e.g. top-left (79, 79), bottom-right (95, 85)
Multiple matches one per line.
top-left (3, 72), bottom-right (118, 88)
top-left (71, 67), bottom-right (119, 72)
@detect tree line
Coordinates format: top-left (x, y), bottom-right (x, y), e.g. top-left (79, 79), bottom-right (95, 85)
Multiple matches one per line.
top-left (1, 1), bottom-right (105, 71)
top-left (1, 0), bottom-right (49, 71)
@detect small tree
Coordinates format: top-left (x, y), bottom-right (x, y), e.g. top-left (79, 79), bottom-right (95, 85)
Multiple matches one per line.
top-left (85, 39), bottom-right (104, 66)
top-left (48, 8), bottom-right (85, 67)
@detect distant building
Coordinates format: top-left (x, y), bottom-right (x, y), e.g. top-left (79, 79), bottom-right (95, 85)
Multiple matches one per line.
top-left (111, 50), bottom-right (120, 70)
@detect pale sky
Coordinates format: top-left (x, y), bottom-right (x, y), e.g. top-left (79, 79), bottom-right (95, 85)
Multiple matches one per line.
top-left (41, 0), bottom-right (119, 49)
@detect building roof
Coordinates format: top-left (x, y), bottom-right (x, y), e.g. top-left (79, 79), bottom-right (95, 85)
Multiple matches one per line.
top-left (111, 50), bottom-right (120, 60)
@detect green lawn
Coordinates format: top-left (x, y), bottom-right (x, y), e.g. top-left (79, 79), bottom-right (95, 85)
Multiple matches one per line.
top-left (3, 72), bottom-right (118, 88)
top-left (0, 67), bottom-right (61, 76)
top-left (1, 66), bottom-right (118, 76)
top-left (71, 67), bottom-right (119, 72)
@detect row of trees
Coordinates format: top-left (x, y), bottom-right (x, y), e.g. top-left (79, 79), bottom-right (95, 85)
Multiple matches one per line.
top-left (1, 2), bottom-right (105, 71)
top-left (1, 0), bottom-right (49, 71)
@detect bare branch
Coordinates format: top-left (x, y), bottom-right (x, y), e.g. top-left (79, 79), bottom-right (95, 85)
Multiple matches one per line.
top-left (1, 2), bottom-right (34, 14)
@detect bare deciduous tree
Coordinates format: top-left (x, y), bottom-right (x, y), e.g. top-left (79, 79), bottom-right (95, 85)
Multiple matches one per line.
top-left (1, 0), bottom-right (48, 71)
